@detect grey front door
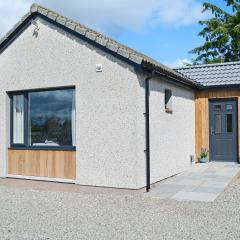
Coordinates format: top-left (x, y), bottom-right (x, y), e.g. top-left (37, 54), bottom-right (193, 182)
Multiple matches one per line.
top-left (209, 99), bottom-right (238, 162)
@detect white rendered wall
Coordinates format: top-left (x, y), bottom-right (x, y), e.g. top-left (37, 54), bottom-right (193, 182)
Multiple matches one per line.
top-left (136, 76), bottom-right (195, 187)
top-left (0, 18), bottom-right (142, 189)
top-left (149, 78), bottom-right (195, 184)
top-left (0, 17), bottom-right (196, 189)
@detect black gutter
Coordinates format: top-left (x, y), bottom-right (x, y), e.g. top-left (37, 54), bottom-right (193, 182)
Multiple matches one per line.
top-left (153, 69), bottom-right (199, 89)
top-left (141, 64), bottom-right (200, 89)
top-left (145, 74), bottom-right (154, 192)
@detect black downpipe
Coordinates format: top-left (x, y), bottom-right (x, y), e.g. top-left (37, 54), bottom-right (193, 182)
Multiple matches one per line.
top-left (145, 76), bottom-right (151, 192)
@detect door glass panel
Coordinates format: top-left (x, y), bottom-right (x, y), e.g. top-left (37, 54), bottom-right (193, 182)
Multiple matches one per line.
top-left (214, 114), bottom-right (222, 134)
top-left (226, 114), bottom-right (233, 133)
top-left (226, 104), bottom-right (233, 110)
top-left (214, 105), bottom-right (221, 110)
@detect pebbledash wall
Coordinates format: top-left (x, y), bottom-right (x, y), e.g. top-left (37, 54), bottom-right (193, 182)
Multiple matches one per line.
top-left (135, 76), bottom-right (195, 187)
top-left (148, 78), bottom-right (195, 185)
top-left (0, 17), bottom-right (195, 189)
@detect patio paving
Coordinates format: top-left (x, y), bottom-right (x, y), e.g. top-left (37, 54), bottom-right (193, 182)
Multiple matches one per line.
top-left (145, 162), bottom-right (240, 202)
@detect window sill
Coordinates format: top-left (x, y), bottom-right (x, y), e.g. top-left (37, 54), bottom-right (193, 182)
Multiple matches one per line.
top-left (165, 109), bottom-right (173, 114)
top-left (9, 146), bottom-right (76, 151)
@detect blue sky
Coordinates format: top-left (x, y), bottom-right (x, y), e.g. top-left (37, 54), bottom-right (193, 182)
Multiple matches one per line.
top-left (0, 0), bottom-right (231, 67)
top-left (115, 0), bottom-right (227, 66)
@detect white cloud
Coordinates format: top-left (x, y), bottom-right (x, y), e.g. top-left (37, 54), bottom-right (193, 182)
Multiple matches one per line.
top-left (151, 0), bottom-right (208, 27)
top-left (0, 0), bottom-right (208, 37)
top-left (163, 58), bottom-right (192, 68)
top-left (36, 0), bottom-right (157, 34)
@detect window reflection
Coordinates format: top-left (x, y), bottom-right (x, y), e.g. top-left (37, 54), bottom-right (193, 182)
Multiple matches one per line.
top-left (28, 89), bottom-right (75, 146)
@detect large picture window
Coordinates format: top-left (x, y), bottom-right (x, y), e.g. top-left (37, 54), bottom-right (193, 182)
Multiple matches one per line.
top-left (10, 87), bottom-right (76, 149)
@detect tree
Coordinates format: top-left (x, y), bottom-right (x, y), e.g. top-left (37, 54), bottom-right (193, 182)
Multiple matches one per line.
top-left (190, 0), bottom-right (240, 64)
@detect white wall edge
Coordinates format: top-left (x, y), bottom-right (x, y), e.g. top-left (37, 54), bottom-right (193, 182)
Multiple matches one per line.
top-left (7, 174), bottom-right (75, 184)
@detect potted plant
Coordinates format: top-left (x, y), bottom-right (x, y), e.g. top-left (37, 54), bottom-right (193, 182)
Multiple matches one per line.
top-left (200, 148), bottom-right (209, 163)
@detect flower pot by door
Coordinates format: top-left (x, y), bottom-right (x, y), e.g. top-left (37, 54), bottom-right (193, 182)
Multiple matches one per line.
top-left (200, 157), bottom-right (208, 163)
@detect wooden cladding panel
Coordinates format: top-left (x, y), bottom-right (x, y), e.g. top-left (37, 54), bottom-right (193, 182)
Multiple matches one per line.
top-left (8, 150), bottom-right (76, 180)
top-left (195, 89), bottom-right (240, 161)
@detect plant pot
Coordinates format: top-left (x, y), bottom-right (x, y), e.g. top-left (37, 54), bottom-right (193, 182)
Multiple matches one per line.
top-left (200, 157), bottom-right (208, 163)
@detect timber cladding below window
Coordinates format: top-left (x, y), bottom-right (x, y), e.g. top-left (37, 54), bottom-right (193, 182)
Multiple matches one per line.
top-left (8, 149), bottom-right (76, 180)
top-left (195, 89), bottom-right (240, 162)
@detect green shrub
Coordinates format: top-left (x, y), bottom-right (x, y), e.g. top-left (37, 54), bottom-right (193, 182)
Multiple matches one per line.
top-left (200, 148), bottom-right (208, 158)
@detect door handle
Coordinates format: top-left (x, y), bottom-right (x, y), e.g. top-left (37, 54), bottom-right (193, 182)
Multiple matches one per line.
top-left (210, 127), bottom-right (214, 135)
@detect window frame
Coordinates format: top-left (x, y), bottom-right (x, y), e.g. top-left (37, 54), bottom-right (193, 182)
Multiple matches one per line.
top-left (8, 86), bottom-right (76, 151)
top-left (10, 92), bottom-right (27, 147)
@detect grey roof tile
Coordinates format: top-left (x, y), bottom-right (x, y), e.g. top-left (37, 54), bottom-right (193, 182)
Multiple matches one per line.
top-left (47, 12), bottom-right (58, 21)
top-left (0, 3), bottom-right (198, 88)
top-left (175, 61), bottom-right (240, 87)
top-left (129, 53), bottom-right (142, 64)
top-left (65, 21), bottom-right (76, 31)
top-left (117, 48), bottom-right (130, 58)
top-left (38, 7), bottom-right (48, 16)
top-left (85, 31), bottom-right (98, 41)
top-left (30, 3), bottom-right (38, 13)
top-left (106, 42), bottom-right (119, 53)
top-left (75, 25), bottom-right (87, 35)
top-left (95, 36), bottom-right (108, 47)
top-left (56, 16), bottom-right (67, 25)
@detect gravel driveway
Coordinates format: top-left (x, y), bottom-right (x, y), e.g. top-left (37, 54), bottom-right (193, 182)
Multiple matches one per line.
top-left (0, 178), bottom-right (240, 240)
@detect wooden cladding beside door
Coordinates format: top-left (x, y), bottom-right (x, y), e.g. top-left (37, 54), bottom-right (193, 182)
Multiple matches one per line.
top-left (8, 149), bottom-right (76, 180)
top-left (195, 89), bottom-right (240, 162)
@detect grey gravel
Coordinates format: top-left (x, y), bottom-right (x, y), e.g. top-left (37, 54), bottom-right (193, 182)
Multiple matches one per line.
top-left (0, 179), bottom-right (240, 240)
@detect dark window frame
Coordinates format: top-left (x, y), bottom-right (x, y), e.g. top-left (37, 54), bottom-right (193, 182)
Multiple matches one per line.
top-left (8, 86), bottom-right (76, 151)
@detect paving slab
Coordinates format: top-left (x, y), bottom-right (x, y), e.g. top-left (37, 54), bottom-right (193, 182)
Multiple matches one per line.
top-left (194, 186), bottom-right (223, 194)
top-left (172, 191), bottom-right (218, 202)
top-left (145, 162), bottom-right (240, 202)
top-left (201, 181), bottom-right (230, 189)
